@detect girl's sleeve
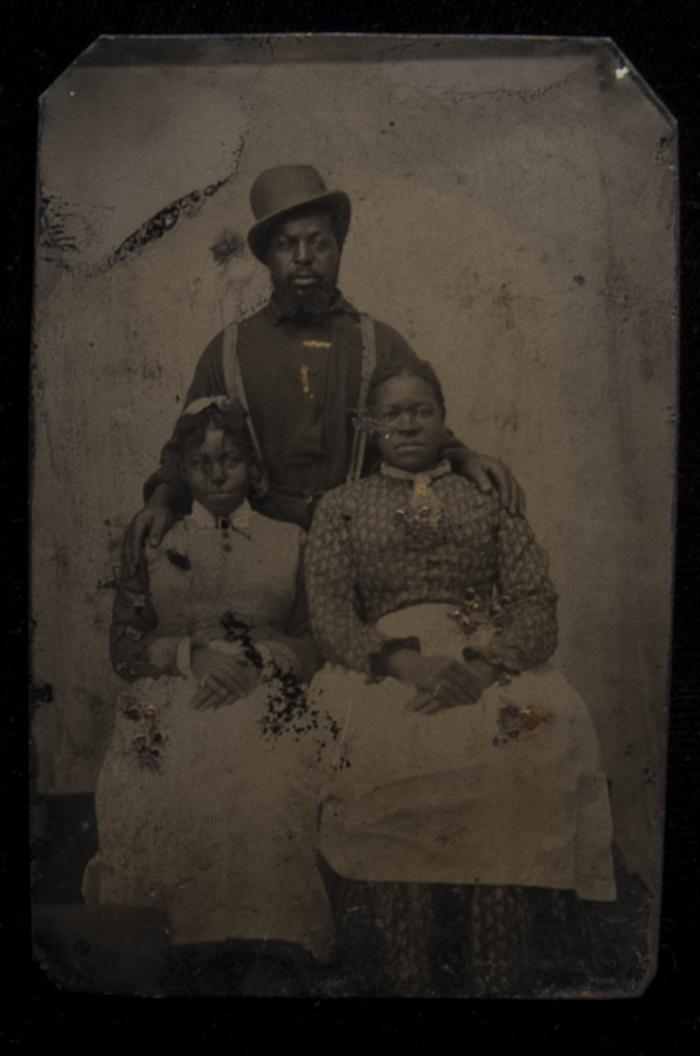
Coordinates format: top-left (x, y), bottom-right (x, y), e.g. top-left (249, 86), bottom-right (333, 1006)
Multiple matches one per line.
top-left (304, 491), bottom-right (398, 674)
top-left (468, 510), bottom-right (558, 674)
top-left (110, 539), bottom-right (189, 682)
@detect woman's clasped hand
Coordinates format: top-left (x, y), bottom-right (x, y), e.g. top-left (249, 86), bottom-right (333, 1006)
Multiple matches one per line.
top-left (385, 648), bottom-right (497, 713)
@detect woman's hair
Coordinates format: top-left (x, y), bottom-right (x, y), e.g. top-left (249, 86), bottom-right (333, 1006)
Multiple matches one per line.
top-left (366, 360), bottom-right (447, 418)
top-left (171, 400), bottom-right (254, 461)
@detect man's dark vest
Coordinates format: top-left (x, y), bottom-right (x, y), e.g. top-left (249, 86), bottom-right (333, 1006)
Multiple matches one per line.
top-left (220, 314), bottom-right (378, 486)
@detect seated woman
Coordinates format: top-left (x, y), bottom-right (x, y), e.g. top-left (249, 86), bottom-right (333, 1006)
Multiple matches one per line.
top-left (304, 361), bottom-right (617, 996)
top-left (83, 396), bottom-right (334, 989)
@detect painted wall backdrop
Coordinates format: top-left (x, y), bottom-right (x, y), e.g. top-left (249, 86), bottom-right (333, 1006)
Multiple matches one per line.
top-left (32, 37), bottom-right (676, 890)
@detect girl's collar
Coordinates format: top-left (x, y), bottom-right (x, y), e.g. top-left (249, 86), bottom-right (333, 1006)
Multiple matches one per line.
top-left (189, 498), bottom-right (252, 534)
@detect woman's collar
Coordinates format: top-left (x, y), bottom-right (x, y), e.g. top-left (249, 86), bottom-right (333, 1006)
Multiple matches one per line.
top-left (379, 459), bottom-right (452, 483)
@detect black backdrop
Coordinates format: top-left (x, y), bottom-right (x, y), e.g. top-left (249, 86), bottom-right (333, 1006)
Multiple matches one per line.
top-left (6, 2), bottom-right (698, 1051)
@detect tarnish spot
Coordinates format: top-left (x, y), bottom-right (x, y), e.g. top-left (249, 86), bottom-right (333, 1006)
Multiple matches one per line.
top-left (519, 707), bottom-right (547, 732)
top-left (640, 357), bottom-right (655, 382)
top-left (300, 364), bottom-right (314, 397)
top-left (30, 683), bottom-right (54, 705)
top-left (210, 230), bottom-right (245, 265)
top-left (492, 703), bottom-right (547, 746)
top-left (38, 194), bottom-right (80, 271)
top-left (655, 135), bottom-right (675, 164)
top-left (217, 610), bottom-right (346, 762)
top-left (121, 693), bottom-right (165, 770)
top-left (96, 573), bottom-right (120, 590)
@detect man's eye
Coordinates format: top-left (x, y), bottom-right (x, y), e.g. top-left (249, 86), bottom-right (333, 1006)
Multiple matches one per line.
top-left (275, 238), bottom-right (293, 251)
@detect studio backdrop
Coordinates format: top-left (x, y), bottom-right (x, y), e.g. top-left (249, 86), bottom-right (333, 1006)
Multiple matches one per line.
top-left (32, 35), bottom-right (676, 904)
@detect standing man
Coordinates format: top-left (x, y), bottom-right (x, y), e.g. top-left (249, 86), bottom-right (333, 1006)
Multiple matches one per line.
top-left (128, 164), bottom-right (523, 561)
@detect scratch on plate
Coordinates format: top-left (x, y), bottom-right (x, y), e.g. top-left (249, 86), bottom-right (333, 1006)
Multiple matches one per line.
top-left (108, 135), bottom-right (247, 268)
top-left (108, 176), bottom-right (230, 267)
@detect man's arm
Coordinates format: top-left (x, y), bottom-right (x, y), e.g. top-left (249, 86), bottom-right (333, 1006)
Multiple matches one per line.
top-left (444, 442), bottom-right (526, 516)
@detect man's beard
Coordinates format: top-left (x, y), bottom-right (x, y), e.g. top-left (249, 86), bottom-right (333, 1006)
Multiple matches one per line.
top-left (272, 277), bottom-right (338, 321)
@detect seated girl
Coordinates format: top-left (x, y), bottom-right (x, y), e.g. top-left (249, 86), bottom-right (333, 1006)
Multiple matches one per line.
top-left (83, 396), bottom-right (334, 984)
top-left (304, 361), bottom-right (617, 995)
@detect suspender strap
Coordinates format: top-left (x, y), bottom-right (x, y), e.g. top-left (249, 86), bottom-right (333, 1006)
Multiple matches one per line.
top-left (223, 315), bottom-right (375, 489)
top-left (221, 321), bottom-right (268, 485)
top-left (358, 312), bottom-right (377, 419)
top-left (347, 313), bottom-right (377, 483)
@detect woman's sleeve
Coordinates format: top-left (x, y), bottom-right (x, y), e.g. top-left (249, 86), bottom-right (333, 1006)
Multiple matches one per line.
top-left (110, 539), bottom-right (189, 682)
top-left (304, 492), bottom-right (391, 674)
top-left (470, 510), bottom-right (558, 673)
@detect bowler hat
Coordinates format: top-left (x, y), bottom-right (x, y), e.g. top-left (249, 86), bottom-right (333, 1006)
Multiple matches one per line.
top-left (247, 165), bottom-right (351, 262)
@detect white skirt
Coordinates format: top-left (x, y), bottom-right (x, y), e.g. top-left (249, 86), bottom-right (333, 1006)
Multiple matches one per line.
top-left (83, 668), bottom-right (334, 960)
top-left (311, 604), bottom-right (616, 902)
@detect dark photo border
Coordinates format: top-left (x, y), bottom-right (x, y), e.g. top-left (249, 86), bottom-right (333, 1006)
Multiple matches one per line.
top-left (5, 2), bottom-right (698, 1052)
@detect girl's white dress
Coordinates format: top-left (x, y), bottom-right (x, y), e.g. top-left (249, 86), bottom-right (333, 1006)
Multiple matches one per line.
top-left (83, 500), bottom-right (333, 961)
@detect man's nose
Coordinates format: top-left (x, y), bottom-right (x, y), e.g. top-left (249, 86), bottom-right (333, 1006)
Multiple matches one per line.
top-left (293, 239), bottom-right (312, 263)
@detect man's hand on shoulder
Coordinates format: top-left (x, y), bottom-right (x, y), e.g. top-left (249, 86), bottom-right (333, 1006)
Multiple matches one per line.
top-left (124, 484), bottom-right (178, 572)
top-left (458, 450), bottom-right (525, 516)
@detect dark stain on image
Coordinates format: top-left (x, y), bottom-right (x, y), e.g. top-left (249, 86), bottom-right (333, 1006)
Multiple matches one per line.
top-left (109, 176), bottom-right (231, 267)
top-left (210, 230), bottom-right (246, 265)
top-left (38, 194), bottom-right (80, 270)
top-left (165, 550), bottom-right (191, 572)
top-left (218, 611), bottom-right (345, 758)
